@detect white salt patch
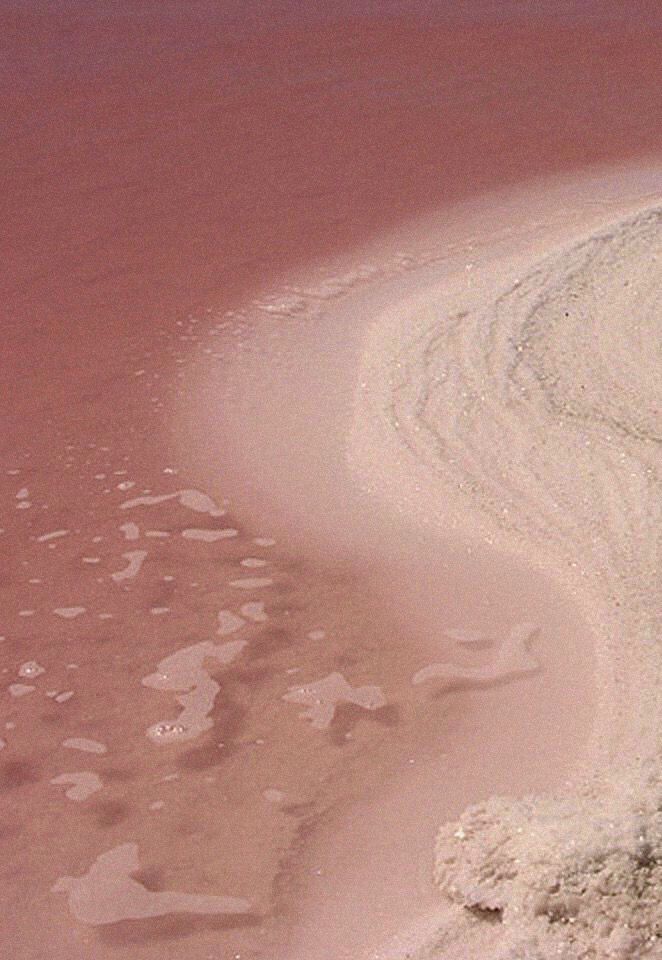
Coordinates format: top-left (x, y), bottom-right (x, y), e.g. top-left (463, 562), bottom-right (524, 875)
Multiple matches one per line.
top-left (143, 639), bottom-right (246, 744)
top-left (19, 661), bottom-right (45, 678)
top-left (55, 691), bottom-right (75, 703)
top-left (217, 610), bottom-right (246, 635)
top-left (111, 550), bottom-right (147, 582)
top-left (54, 607), bottom-right (86, 619)
top-left (119, 522), bottom-right (140, 541)
top-left (283, 672), bottom-right (387, 729)
top-left (16, 488), bottom-right (29, 499)
top-left (240, 557), bottom-right (267, 568)
top-left (412, 622), bottom-right (540, 687)
top-left (145, 530), bottom-right (170, 538)
top-left (98, 613), bottom-right (113, 620)
top-left (150, 607), bottom-right (170, 615)
top-left (82, 557), bottom-right (100, 564)
top-left (307, 629), bottom-right (326, 641)
top-left (229, 577), bottom-right (273, 589)
top-left (117, 481), bottom-right (135, 491)
top-left (240, 601), bottom-right (268, 623)
top-left (16, 501), bottom-right (31, 509)
top-left (36, 530), bottom-right (69, 543)
top-left (182, 528), bottom-right (237, 541)
top-left (263, 788), bottom-right (286, 805)
top-left (52, 843), bottom-right (251, 924)
top-left (18, 610), bottom-right (35, 617)
top-left (254, 537), bottom-right (276, 547)
top-left (51, 771), bottom-right (102, 801)
top-left (62, 737), bottom-right (107, 754)
top-left (0, 738), bottom-right (6, 750)
top-left (9, 683), bottom-right (35, 697)
top-left (120, 489), bottom-right (224, 516)
top-left (150, 800), bottom-right (165, 811)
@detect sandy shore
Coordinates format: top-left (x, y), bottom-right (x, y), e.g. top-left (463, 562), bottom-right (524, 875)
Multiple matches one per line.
top-left (346, 177), bottom-right (661, 959)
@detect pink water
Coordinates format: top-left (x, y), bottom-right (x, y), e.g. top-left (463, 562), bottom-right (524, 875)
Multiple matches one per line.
top-left (2, 2), bottom-right (661, 958)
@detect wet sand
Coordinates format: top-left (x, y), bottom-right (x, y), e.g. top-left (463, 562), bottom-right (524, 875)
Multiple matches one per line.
top-left (2, 3), bottom-right (662, 959)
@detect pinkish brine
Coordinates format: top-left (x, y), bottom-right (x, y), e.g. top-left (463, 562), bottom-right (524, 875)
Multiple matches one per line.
top-left (2, 2), bottom-right (661, 959)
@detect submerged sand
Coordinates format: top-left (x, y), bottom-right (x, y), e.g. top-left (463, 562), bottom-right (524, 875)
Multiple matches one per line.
top-left (348, 202), bottom-right (661, 958)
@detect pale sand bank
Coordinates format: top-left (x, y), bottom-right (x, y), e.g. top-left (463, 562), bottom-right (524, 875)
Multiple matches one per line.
top-left (347, 183), bottom-right (661, 958)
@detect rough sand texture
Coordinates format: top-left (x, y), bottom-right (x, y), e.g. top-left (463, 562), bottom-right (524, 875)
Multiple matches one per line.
top-left (351, 207), bottom-right (661, 958)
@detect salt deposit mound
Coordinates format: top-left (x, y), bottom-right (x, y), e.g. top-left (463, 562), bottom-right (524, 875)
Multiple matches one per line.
top-left (351, 206), bottom-right (661, 958)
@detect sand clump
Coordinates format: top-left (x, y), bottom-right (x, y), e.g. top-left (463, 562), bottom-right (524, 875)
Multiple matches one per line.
top-left (350, 203), bottom-right (661, 958)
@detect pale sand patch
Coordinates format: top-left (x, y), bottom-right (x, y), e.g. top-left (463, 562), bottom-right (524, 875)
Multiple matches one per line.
top-left (348, 202), bottom-right (661, 959)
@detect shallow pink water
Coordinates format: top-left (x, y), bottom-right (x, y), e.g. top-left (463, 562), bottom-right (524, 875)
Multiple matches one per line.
top-left (2, 2), bottom-right (661, 958)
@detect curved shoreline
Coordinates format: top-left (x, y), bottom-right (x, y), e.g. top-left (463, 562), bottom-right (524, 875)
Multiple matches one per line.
top-left (348, 198), bottom-right (661, 957)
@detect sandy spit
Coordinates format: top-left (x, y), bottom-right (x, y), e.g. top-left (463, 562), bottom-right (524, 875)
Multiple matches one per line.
top-left (349, 196), bottom-right (661, 958)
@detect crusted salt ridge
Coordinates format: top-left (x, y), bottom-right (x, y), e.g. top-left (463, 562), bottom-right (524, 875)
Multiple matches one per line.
top-left (353, 205), bottom-right (662, 958)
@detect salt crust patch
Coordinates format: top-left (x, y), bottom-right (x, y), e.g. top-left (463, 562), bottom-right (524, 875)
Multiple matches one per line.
top-left (229, 577), bottom-right (273, 589)
top-left (62, 738), bottom-right (107, 754)
top-left (18, 661), bottom-right (45, 678)
top-left (182, 528), bottom-right (238, 541)
top-left (120, 489), bottom-right (224, 516)
top-left (143, 639), bottom-right (246, 743)
top-left (54, 607), bottom-right (86, 619)
top-left (241, 601), bottom-right (268, 622)
top-left (51, 771), bottom-right (102, 801)
top-left (432, 766), bottom-right (661, 960)
top-left (111, 550), bottom-right (147, 582)
top-left (283, 672), bottom-right (387, 729)
top-left (51, 843), bottom-right (251, 924)
top-left (412, 622), bottom-right (539, 687)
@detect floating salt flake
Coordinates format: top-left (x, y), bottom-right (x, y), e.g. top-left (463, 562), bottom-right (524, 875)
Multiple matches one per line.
top-left (55, 691), bottom-right (75, 703)
top-left (307, 629), bottom-right (326, 641)
top-left (117, 481), bottom-right (135, 491)
top-left (18, 660), bottom-right (45, 678)
top-left (0, 738), bottom-right (6, 750)
top-left (50, 771), bottom-right (102, 801)
top-left (19, 610), bottom-right (35, 617)
top-left (16, 488), bottom-right (29, 500)
top-left (151, 607), bottom-right (170, 616)
top-left (82, 557), bottom-right (100, 564)
top-left (119, 522), bottom-right (140, 541)
top-left (120, 489), bottom-right (224, 517)
top-left (54, 607), bottom-right (86, 619)
top-left (253, 537), bottom-right (276, 547)
top-left (9, 683), bottom-right (35, 698)
top-left (412, 622), bottom-right (540, 687)
top-left (240, 601), bottom-right (268, 623)
top-left (240, 557), bottom-right (267, 568)
top-left (52, 843), bottom-right (251, 924)
top-left (182, 528), bottom-right (237, 542)
top-left (62, 737), bottom-right (107, 754)
top-left (36, 530), bottom-right (69, 543)
top-left (282, 672), bottom-right (387, 729)
top-left (111, 550), bottom-right (147, 582)
top-left (217, 610), bottom-right (246, 636)
top-left (16, 501), bottom-right (31, 509)
top-left (229, 577), bottom-right (273, 590)
top-left (149, 800), bottom-right (165, 811)
top-left (145, 530), bottom-right (170, 538)
top-left (143, 639), bottom-right (247, 744)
